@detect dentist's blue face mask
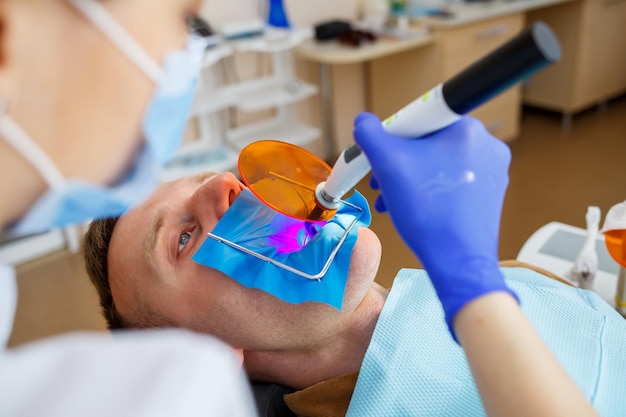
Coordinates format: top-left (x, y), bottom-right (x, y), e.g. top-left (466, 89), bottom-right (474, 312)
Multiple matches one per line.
top-left (0, 0), bottom-right (207, 236)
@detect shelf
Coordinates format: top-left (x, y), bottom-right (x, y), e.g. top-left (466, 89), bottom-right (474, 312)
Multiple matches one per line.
top-left (227, 77), bottom-right (318, 113)
top-left (233, 26), bottom-right (313, 53)
top-left (179, 24), bottom-right (322, 176)
top-left (191, 88), bottom-right (235, 117)
top-left (160, 145), bottom-right (239, 182)
top-left (201, 43), bottom-right (233, 68)
top-left (193, 77), bottom-right (317, 116)
top-left (200, 26), bottom-right (312, 62)
top-left (226, 117), bottom-right (320, 150)
top-left (0, 229), bottom-right (67, 265)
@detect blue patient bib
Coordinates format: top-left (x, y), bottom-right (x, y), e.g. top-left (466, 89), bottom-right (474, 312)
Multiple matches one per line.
top-left (347, 268), bottom-right (626, 417)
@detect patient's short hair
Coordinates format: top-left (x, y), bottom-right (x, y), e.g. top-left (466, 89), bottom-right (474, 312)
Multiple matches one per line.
top-left (83, 217), bottom-right (128, 330)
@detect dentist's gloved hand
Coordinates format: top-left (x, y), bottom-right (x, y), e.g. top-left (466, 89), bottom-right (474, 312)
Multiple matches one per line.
top-left (353, 112), bottom-right (518, 336)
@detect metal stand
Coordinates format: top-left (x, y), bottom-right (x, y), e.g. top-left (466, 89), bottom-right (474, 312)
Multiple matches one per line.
top-left (561, 112), bottom-right (573, 129)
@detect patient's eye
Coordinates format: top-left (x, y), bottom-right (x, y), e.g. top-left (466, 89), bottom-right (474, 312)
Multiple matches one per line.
top-left (178, 231), bottom-right (192, 253)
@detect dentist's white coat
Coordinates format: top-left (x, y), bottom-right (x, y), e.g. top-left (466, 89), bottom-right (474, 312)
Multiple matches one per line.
top-left (0, 265), bottom-right (257, 417)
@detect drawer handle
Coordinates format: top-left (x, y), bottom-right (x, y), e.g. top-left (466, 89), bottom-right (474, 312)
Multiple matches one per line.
top-left (475, 25), bottom-right (508, 40)
top-left (486, 120), bottom-right (504, 132)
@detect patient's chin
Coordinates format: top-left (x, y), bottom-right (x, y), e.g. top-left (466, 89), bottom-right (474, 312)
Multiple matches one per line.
top-left (342, 228), bottom-right (381, 308)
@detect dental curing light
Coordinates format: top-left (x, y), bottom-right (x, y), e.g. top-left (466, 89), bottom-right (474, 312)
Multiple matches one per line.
top-left (312, 21), bottom-right (562, 219)
top-left (238, 22), bottom-right (561, 222)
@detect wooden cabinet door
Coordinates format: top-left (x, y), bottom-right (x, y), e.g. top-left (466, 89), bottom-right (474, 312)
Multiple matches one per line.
top-left (575, 0), bottom-right (626, 104)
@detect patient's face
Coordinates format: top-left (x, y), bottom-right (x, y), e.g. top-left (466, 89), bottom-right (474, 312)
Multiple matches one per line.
top-left (108, 171), bottom-right (382, 351)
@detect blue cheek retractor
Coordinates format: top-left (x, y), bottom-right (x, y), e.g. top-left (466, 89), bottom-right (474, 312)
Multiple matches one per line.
top-left (192, 189), bottom-right (371, 309)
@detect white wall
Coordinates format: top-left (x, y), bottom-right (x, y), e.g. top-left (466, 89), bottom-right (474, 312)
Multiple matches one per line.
top-left (284, 0), bottom-right (362, 26)
top-left (201, 0), bottom-right (362, 27)
top-left (200, 0), bottom-right (261, 26)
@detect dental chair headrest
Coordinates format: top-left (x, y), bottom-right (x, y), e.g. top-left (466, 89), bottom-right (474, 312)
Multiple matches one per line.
top-left (251, 381), bottom-right (296, 417)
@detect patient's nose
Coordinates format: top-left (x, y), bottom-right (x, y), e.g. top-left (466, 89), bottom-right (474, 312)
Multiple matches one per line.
top-left (188, 172), bottom-right (244, 226)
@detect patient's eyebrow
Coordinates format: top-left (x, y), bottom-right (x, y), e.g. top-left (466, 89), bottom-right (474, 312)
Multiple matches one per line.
top-left (144, 208), bottom-right (166, 271)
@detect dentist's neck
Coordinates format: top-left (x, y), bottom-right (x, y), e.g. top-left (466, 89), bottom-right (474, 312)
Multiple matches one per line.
top-left (243, 283), bottom-right (389, 390)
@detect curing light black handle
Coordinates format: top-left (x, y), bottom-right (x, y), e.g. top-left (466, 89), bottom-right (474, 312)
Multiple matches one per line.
top-left (443, 21), bottom-right (562, 115)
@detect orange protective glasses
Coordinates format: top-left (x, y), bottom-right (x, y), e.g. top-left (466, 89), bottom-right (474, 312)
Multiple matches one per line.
top-left (605, 229), bottom-right (626, 268)
top-left (238, 140), bottom-right (337, 222)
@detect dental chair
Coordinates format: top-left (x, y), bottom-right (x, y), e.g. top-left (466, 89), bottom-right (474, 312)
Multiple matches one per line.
top-left (517, 221), bottom-right (621, 308)
top-left (251, 381), bottom-right (296, 417)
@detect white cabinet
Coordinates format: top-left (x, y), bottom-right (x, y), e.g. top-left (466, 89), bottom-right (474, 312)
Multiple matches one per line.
top-left (161, 27), bottom-right (320, 182)
top-left (0, 225), bottom-right (83, 266)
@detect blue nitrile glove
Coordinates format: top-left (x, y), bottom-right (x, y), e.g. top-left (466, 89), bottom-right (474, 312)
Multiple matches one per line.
top-left (353, 112), bottom-right (518, 335)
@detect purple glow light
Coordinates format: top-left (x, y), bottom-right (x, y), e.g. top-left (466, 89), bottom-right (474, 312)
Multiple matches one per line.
top-left (267, 220), bottom-right (325, 255)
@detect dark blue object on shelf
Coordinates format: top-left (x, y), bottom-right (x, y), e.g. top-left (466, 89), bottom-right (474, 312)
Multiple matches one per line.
top-left (267, 0), bottom-right (290, 28)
